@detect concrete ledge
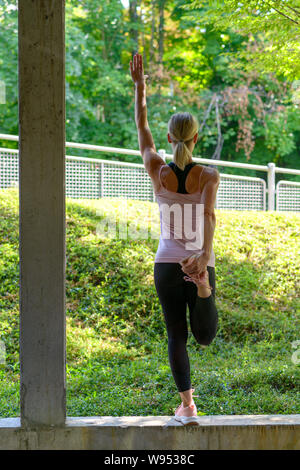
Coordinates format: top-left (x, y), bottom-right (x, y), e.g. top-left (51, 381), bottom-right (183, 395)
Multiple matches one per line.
top-left (0, 415), bottom-right (299, 450)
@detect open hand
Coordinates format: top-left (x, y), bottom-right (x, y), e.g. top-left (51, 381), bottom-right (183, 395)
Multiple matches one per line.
top-left (130, 53), bottom-right (149, 85)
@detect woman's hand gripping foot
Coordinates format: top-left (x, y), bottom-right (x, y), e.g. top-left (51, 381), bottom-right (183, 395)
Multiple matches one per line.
top-left (179, 254), bottom-right (213, 298)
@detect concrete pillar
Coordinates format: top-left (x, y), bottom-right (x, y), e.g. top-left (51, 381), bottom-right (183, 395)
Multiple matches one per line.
top-left (18, 0), bottom-right (66, 427)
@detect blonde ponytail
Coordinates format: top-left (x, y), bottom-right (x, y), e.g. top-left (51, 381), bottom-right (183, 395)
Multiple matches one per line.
top-left (168, 112), bottom-right (199, 171)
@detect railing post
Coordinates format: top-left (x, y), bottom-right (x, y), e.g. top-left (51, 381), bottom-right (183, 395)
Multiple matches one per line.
top-left (100, 162), bottom-right (104, 198)
top-left (267, 162), bottom-right (276, 211)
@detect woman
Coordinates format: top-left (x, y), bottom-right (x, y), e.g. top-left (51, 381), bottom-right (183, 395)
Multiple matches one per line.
top-left (130, 53), bottom-right (220, 425)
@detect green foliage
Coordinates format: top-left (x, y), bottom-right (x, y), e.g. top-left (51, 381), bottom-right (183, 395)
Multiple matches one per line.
top-left (0, 0), bottom-right (299, 170)
top-left (0, 189), bottom-right (299, 417)
top-left (0, 1), bottom-right (18, 138)
top-left (184, 0), bottom-right (300, 81)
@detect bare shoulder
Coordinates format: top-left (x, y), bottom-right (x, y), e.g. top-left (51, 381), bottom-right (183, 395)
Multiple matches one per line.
top-left (201, 166), bottom-right (220, 185)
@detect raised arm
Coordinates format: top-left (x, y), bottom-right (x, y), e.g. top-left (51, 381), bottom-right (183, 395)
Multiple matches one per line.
top-left (130, 53), bottom-right (165, 178)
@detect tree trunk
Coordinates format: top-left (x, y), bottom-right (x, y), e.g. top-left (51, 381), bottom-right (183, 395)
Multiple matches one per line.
top-left (149, 0), bottom-right (156, 65)
top-left (142, 25), bottom-right (147, 72)
top-left (102, 29), bottom-right (107, 61)
top-left (129, 0), bottom-right (139, 57)
top-left (158, 0), bottom-right (165, 64)
top-left (157, 0), bottom-right (165, 96)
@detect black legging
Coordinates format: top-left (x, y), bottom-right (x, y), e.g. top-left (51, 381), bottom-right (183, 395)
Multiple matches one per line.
top-left (154, 262), bottom-right (218, 393)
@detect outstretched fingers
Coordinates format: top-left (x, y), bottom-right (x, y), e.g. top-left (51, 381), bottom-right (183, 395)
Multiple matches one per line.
top-left (130, 53), bottom-right (149, 83)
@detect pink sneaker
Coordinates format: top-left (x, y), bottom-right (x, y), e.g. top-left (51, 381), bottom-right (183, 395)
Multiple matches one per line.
top-left (174, 400), bottom-right (199, 426)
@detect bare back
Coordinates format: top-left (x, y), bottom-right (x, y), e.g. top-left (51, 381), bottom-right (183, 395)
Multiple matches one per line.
top-left (158, 163), bottom-right (205, 194)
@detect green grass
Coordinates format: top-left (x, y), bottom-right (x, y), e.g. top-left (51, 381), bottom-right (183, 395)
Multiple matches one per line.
top-left (0, 187), bottom-right (299, 417)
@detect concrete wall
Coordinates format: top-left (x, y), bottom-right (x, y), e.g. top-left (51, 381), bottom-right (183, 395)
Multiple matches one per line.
top-left (0, 415), bottom-right (299, 450)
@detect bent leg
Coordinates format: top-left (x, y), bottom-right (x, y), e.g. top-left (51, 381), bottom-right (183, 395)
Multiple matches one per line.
top-left (186, 266), bottom-right (218, 346)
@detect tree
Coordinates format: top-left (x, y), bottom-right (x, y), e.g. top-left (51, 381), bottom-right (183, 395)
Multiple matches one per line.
top-left (183, 0), bottom-right (300, 81)
top-left (129, 0), bottom-right (140, 56)
top-left (149, 0), bottom-right (156, 64)
top-left (0, 0), bottom-right (299, 174)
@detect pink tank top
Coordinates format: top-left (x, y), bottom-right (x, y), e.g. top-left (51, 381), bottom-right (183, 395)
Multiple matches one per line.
top-left (154, 163), bottom-right (215, 267)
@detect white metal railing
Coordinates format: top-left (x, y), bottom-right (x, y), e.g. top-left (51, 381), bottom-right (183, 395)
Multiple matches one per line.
top-left (0, 133), bottom-right (300, 211)
top-left (215, 173), bottom-right (266, 211)
top-left (0, 148), bottom-right (18, 189)
top-left (0, 147), bottom-right (267, 210)
top-left (66, 156), bottom-right (154, 201)
top-left (276, 180), bottom-right (300, 212)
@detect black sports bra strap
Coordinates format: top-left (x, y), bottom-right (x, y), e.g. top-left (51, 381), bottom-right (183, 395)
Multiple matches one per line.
top-left (168, 161), bottom-right (198, 194)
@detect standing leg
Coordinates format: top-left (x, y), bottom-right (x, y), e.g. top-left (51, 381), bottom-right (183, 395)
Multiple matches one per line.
top-left (154, 263), bottom-right (191, 393)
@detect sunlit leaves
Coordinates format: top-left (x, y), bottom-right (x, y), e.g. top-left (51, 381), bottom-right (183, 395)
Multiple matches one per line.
top-left (183, 0), bottom-right (300, 80)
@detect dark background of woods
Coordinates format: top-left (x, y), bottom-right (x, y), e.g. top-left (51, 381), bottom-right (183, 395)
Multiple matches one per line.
top-left (0, 0), bottom-right (299, 179)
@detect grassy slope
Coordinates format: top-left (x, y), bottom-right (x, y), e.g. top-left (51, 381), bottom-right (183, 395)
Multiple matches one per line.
top-left (0, 188), bottom-right (299, 417)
